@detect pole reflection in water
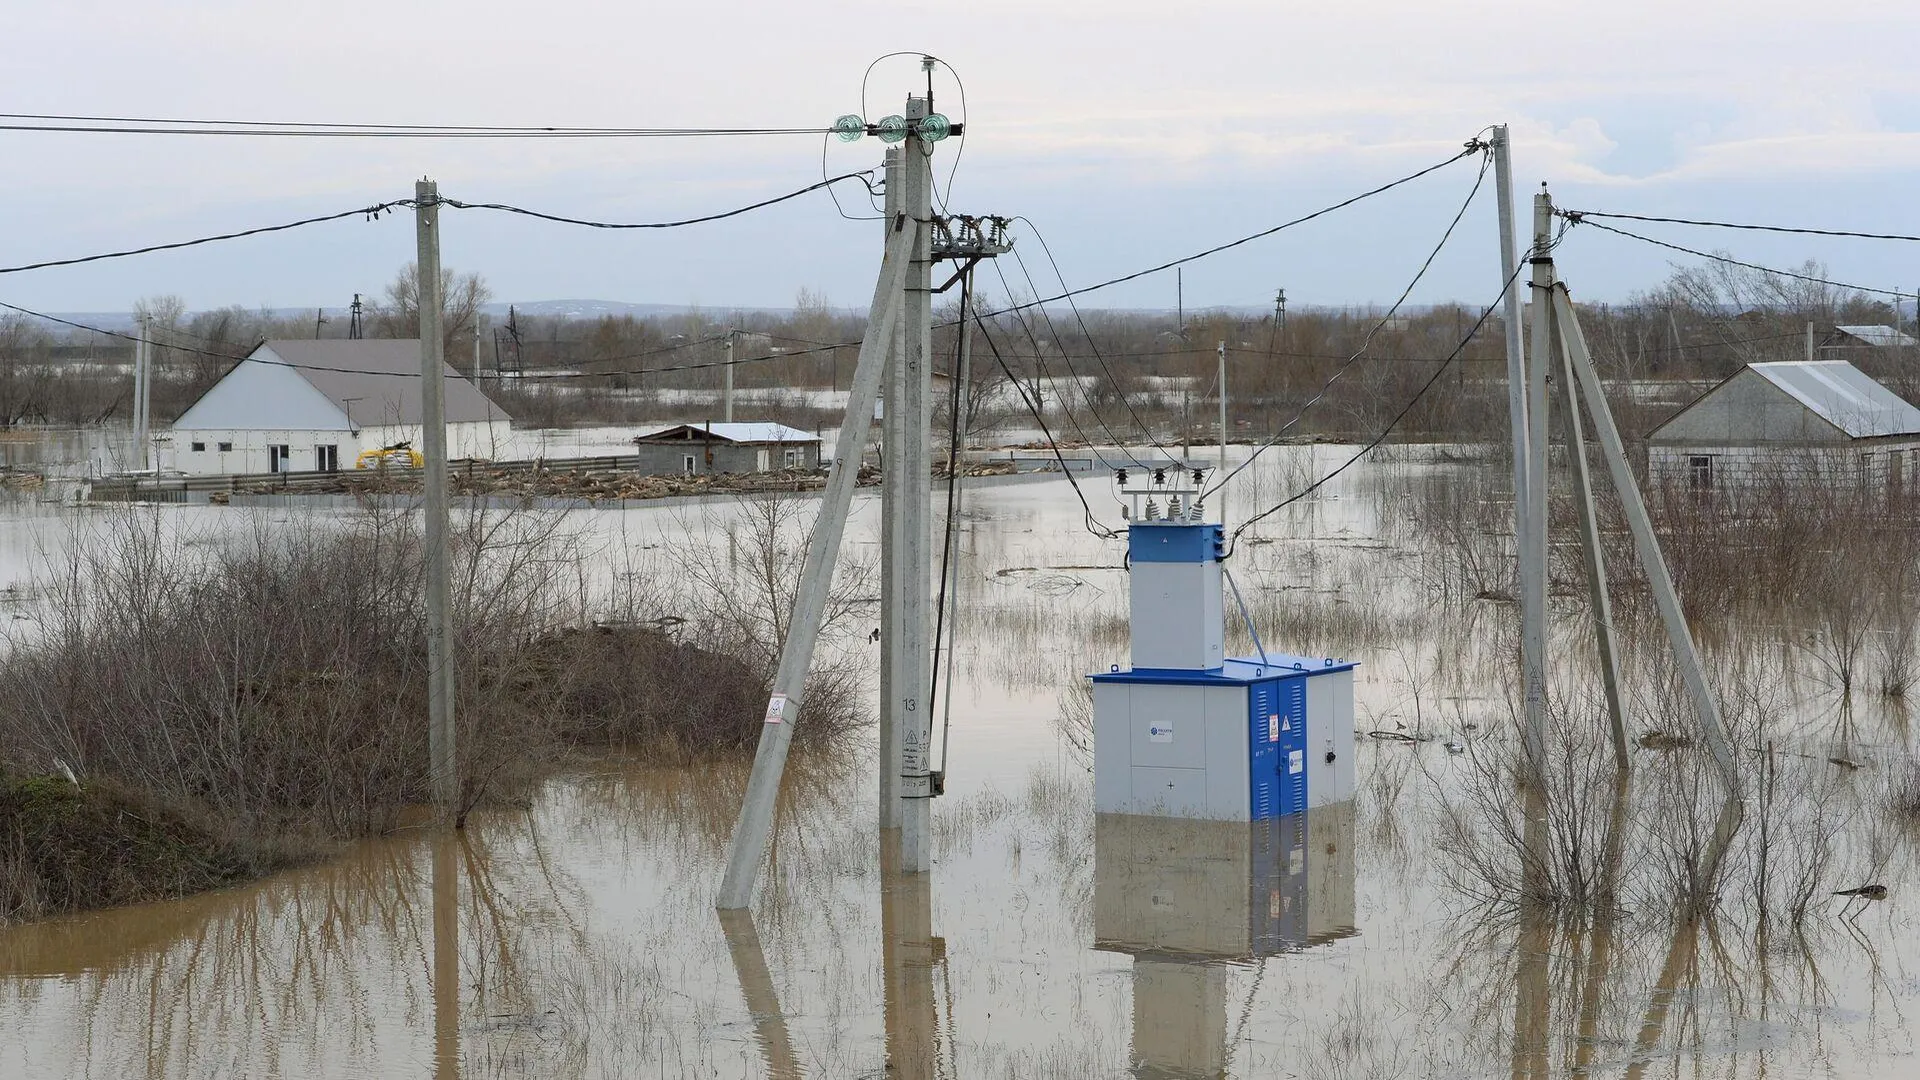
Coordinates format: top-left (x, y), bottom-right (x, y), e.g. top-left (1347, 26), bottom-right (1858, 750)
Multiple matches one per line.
top-left (880, 832), bottom-right (940, 1080)
top-left (432, 829), bottom-right (461, 1080)
top-left (718, 909), bottom-right (804, 1079)
top-left (1570, 776), bottom-right (1631, 1078)
top-left (1512, 785), bottom-right (1550, 1080)
top-left (1623, 795), bottom-right (1744, 1080)
top-left (1094, 804), bottom-right (1357, 1078)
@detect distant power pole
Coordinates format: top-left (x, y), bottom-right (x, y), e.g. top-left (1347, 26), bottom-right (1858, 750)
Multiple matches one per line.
top-left (348, 294), bottom-right (364, 340)
top-left (314, 308), bottom-right (327, 339)
top-left (133, 315), bottom-right (150, 472)
top-left (724, 327), bottom-right (738, 423)
top-left (1273, 288), bottom-right (1287, 336)
top-left (415, 177), bottom-right (457, 820)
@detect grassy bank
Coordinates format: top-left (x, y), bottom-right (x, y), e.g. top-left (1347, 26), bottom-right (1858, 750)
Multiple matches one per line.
top-left (0, 499), bottom-right (867, 923)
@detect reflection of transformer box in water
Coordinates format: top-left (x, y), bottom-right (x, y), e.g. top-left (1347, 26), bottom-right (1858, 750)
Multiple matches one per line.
top-left (1094, 807), bottom-right (1357, 1077)
top-left (1092, 520), bottom-right (1355, 820)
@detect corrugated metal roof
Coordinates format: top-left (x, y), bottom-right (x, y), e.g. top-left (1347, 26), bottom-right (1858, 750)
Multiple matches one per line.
top-left (633, 422), bottom-right (821, 444)
top-left (1833, 325), bottom-right (1919, 348)
top-left (1749, 360), bottom-right (1920, 438)
top-left (259, 340), bottom-right (510, 425)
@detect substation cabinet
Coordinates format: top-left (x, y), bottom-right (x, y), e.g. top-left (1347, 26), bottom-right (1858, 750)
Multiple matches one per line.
top-left (1091, 520), bottom-right (1357, 820)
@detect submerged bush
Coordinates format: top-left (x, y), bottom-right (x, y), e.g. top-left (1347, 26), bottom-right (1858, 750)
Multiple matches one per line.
top-left (0, 503), bottom-right (864, 921)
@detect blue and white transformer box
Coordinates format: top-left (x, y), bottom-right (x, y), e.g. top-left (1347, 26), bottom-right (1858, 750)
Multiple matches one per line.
top-left (1092, 520), bottom-right (1356, 820)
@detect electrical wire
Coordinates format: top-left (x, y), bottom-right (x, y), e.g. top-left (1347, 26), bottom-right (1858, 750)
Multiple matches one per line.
top-left (989, 258), bottom-right (1150, 472)
top-left (0, 113), bottom-right (830, 138)
top-left (1011, 217), bottom-right (1181, 463)
top-left (441, 173), bottom-right (878, 231)
top-left (928, 270), bottom-right (971, 776)
top-left (1224, 259), bottom-right (1529, 556)
top-left (974, 139), bottom-right (1487, 322)
top-left (975, 318), bottom-right (1121, 539)
top-left (1560, 209), bottom-right (1920, 245)
top-left (1205, 145), bottom-right (1493, 500)
top-left (1559, 216), bottom-right (1912, 300)
top-left (0, 200), bottom-right (413, 276)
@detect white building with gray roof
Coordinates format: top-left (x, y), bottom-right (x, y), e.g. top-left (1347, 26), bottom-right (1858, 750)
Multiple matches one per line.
top-left (1647, 359), bottom-right (1920, 494)
top-left (157, 340), bottom-right (513, 475)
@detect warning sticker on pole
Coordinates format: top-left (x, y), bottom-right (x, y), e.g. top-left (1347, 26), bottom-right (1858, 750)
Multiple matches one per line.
top-left (764, 695), bottom-right (788, 725)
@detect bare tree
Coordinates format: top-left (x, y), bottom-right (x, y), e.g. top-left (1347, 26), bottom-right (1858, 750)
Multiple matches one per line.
top-left (372, 263), bottom-right (492, 345)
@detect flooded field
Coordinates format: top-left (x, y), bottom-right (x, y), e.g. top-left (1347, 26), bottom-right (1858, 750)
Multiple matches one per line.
top-left (1, 445), bottom-right (1915, 1078)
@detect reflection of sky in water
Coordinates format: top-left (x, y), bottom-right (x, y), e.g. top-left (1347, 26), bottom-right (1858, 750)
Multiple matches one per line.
top-left (0, 445), bottom-right (1915, 1078)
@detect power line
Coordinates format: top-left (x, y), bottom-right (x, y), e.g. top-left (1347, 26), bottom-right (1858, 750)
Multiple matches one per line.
top-left (440, 173), bottom-right (878, 230)
top-left (1206, 146), bottom-right (1494, 500)
top-left (973, 139), bottom-right (1488, 323)
top-left (1225, 260), bottom-right (1525, 556)
top-left (1010, 218), bottom-right (1180, 464)
top-left (1561, 209), bottom-right (1920, 244)
top-left (989, 258), bottom-right (1148, 473)
top-left (0, 113), bottom-right (830, 138)
top-left (0, 200), bottom-right (413, 275)
top-left (975, 318), bottom-right (1121, 539)
top-left (1560, 216), bottom-right (1912, 300)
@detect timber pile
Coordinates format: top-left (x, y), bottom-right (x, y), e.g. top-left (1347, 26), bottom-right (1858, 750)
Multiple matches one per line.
top-left (932, 460), bottom-right (1020, 479)
top-left (447, 465), bottom-right (862, 503)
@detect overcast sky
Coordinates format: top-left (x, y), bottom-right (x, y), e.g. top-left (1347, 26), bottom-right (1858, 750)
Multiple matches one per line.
top-left (3, 0), bottom-right (1917, 317)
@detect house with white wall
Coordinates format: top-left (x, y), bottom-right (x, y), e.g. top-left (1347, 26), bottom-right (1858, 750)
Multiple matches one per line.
top-left (156, 340), bottom-right (513, 475)
top-left (1647, 360), bottom-right (1920, 494)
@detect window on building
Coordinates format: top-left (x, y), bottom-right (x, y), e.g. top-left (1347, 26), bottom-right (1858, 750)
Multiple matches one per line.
top-left (190, 441), bottom-right (206, 452)
top-left (268, 444), bottom-right (291, 473)
top-left (1687, 455), bottom-right (1714, 491)
top-left (783, 447), bottom-right (801, 468)
top-left (683, 454), bottom-right (697, 475)
top-left (217, 441), bottom-right (233, 453)
top-left (315, 444), bottom-right (339, 473)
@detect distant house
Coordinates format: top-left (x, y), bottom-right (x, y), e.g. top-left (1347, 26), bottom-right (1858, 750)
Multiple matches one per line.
top-left (158, 340), bottom-right (513, 476)
top-left (1647, 360), bottom-right (1920, 493)
top-left (630, 422), bottom-right (821, 476)
top-left (1823, 324), bottom-right (1919, 350)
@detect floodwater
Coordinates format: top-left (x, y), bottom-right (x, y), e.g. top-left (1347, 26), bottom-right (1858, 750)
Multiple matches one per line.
top-left (1, 444), bottom-right (1916, 1078)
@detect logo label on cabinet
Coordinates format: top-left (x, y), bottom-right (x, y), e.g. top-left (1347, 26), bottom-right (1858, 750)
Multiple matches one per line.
top-left (1147, 722), bottom-right (1174, 743)
top-left (1288, 749), bottom-right (1304, 774)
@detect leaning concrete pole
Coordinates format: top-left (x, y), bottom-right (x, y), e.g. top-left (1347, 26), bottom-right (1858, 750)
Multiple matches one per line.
top-left (1516, 181), bottom-right (1552, 776)
top-left (718, 222), bottom-right (917, 910)
top-left (1551, 300), bottom-right (1630, 771)
top-left (416, 178), bottom-right (458, 816)
top-left (1552, 287), bottom-right (1741, 795)
top-left (897, 94), bottom-right (937, 874)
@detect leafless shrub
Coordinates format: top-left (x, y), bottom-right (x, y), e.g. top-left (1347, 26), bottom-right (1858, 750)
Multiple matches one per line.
top-left (0, 500), bottom-right (864, 921)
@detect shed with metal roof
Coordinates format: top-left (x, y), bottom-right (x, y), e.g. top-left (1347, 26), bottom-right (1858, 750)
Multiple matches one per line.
top-left (1647, 360), bottom-right (1920, 493)
top-left (630, 421), bottom-right (821, 475)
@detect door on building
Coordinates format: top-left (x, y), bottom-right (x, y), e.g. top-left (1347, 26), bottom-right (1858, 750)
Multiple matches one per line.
top-left (315, 444), bottom-right (339, 473)
top-left (683, 454), bottom-right (697, 475)
top-left (268, 444), bottom-right (292, 473)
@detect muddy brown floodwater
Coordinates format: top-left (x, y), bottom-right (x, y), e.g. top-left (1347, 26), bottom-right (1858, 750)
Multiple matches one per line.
top-left (1, 445), bottom-right (1915, 1078)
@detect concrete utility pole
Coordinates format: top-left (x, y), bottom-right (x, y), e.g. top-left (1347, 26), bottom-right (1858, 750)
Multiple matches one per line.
top-left (1217, 341), bottom-right (1228, 528)
top-left (1518, 183), bottom-right (1553, 777)
top-left (717, 217), bottom-right (917, 910)
top-left (416, 177), bottom-right (458, 818)
top-left (1806, 321), bottom-right (1815, 363)
top-left (880, 146), bottom-right (904, 834)
top-left (891, 93), bottom-right (937, 874)
top-left (724, 327), bottom-right (738, 423)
